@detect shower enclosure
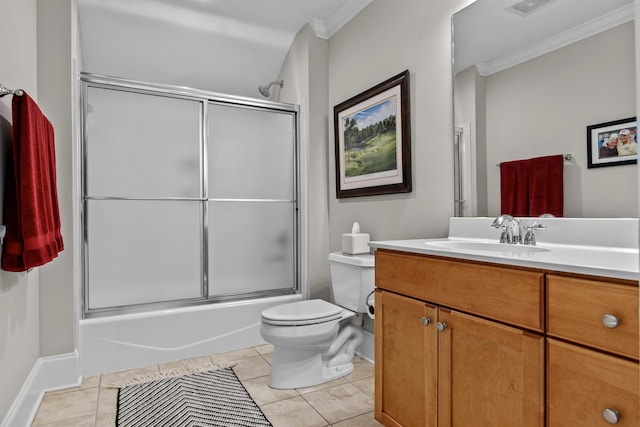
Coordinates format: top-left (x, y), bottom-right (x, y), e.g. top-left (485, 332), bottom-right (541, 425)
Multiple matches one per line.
top-left (80, 74), bottom-right (300, 317)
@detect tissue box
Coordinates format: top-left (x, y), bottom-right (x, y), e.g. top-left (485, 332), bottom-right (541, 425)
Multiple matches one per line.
top-left (342, 232), bottom-right (370, 255)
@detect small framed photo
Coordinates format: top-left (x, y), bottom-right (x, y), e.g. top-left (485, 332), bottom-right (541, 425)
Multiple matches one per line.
top-left (333, 70), bottom-right (412, 198)
top-left (587, 117), bottom-right (637, 169)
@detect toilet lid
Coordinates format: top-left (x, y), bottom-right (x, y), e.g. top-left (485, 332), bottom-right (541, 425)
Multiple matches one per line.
top-left (262, 299), bottom-right (344, 326)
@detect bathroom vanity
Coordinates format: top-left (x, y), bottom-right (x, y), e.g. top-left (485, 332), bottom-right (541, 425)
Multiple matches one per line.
top-left (371, 218), bottom-right (639, 427)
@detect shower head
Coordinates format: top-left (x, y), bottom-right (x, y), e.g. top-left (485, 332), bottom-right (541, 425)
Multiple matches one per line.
top-left (258, 80), bottom-right (284, 98)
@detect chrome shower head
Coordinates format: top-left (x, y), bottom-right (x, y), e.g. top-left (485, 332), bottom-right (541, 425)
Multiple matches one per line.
top-left (258, 80), bottom-right (284, 98)
top-left (258, 85), bottom-right (271, 97)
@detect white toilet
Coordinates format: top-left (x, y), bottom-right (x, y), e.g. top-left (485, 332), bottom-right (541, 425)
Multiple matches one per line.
top-left (260, 251), bottom-right (375, 389)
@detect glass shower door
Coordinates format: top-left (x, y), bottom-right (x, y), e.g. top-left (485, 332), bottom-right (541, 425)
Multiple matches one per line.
top-left (83, 86), bottom-right (204, 310)
top-left (207, 103), bottom-right (297, 297)
top-left (81, 75), bottom-right (300, 315)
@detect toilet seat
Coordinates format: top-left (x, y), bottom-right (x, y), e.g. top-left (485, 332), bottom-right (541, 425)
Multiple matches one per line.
top-left (262, 299), bottom-right (344, 326)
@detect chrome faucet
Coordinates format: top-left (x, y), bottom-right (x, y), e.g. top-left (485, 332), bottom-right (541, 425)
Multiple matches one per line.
top-left (491, 214), bottom-right (522, 244)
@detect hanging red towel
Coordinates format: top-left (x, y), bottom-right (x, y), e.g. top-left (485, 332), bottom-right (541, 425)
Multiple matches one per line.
top-left (1, 92), bottom-right (64, 272)
top-left (528, 155), bottom-right (563, 217)
top-left (499, 159), bottom-right (529, 216)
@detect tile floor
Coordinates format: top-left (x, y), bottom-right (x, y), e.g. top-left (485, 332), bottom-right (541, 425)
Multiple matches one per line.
top-left (31, 344), bottom-right (383, 427)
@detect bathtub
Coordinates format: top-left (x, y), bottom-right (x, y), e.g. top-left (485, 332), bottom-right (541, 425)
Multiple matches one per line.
top-left (79, 294), bottom-right (302, 376)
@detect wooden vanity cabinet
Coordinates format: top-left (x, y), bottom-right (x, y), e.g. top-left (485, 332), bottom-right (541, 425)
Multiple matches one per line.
top-left (374, 249), bottom-right (545, 427)
top-left (374, 249), bottom-right (640, 427)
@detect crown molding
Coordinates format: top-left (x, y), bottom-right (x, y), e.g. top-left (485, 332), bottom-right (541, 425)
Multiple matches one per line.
top-left (310, 19), bottom-right (328, 39)
top-left (311, 0), bottom-right (373, 40)
top-left (479, 4), bottom-right (635, 76)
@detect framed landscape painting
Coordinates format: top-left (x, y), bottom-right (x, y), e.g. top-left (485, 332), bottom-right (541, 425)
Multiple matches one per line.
top-left (333, 70), bottom-right (412, 198)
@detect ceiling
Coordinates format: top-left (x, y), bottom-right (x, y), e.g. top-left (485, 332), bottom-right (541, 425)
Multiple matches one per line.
top-left (77, 0), bottom-right (372, 98)
top-left (77, 0), bottom-right (635, 98)
top-left (453, 0), bottom-right (634, 76)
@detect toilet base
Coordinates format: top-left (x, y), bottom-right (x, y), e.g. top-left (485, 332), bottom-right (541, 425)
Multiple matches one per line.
top-left (268, 348), bottom-right (355, 389)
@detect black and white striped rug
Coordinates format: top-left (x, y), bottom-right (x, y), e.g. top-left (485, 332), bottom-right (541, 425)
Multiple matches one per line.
top-left (116, 368), bottom-right (272, 427)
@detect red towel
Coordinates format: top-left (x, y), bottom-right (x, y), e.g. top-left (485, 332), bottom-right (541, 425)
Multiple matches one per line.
top-left (2, 92), bottom-right (64, 272)
top-left (499, 159), bottom-right (529, 216)
top-left (528, 155), bottom-right (563, 217)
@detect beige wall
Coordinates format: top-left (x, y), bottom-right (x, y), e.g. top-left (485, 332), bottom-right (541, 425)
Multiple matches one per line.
top-left (0, 0), bottom-right (41, 419)
top-left (483, 22), bottom-right (637, 218)
top-left (327, 0), bottom-right (472, 251)
top-left (278, 25), bottom-right (332, 302)
top-left (36, 0), bottom-right (76, 357)
top-left (0, 0), bottom-right (77, 419)
top-left (453, 66), bottom-right (488, 216)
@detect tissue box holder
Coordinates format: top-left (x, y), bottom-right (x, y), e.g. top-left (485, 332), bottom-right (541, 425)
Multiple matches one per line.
top-left (342, 233), bottom-right (370, 255)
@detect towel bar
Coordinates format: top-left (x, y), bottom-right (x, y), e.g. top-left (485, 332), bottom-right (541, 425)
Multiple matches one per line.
top-left (497, 153), bottom-right (572, 167)
top-left (0, 84), bottom-right (24, 98)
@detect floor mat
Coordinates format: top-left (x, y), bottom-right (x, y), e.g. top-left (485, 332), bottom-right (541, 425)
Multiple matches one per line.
top-left (116, 367), bottom-right (272, 427)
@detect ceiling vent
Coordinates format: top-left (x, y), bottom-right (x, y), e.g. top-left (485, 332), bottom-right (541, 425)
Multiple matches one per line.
top-left (506, 0), bottom-right (555, 16)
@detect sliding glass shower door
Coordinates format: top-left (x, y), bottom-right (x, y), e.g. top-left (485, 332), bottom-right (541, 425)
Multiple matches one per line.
top-left (81, 75), bottom-right (299, 315)
top-left (207, 103), bottom-right (297, 297)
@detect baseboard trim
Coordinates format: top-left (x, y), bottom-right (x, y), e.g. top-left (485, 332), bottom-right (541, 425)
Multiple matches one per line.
top-left (356, 329), bottom-right (374, 363)
top-left (1, 352), bottom-right (81, 427)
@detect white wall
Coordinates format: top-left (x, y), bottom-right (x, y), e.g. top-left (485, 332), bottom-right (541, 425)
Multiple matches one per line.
top-left (0, 0), bottom-right (41, 420)
top-left (484, 22), bottom-right (637, 218)
top-left (327, 0), bottom-right (472, 250)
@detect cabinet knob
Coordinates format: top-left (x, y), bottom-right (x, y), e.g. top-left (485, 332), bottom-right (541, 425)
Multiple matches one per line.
top-left (436, 322), bottom-right (447, 332)
top-left (601, 314), bottom-right (619, 329)
top-left (602, 408), bottom-right (619, 424)
top-left (421, 317), bottom-right (431, 326)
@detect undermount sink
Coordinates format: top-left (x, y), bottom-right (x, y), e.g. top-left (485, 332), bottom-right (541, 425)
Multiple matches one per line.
top-left (424, 240), bottom-right (551, 253)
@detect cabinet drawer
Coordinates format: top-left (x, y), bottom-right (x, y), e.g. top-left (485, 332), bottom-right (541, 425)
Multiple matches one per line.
top-left (547, 275), bottom-right (638, 359)
top-left (375, 250), bottom-right (544, 331)
top-left (547, 339), bottom-right (639, 427)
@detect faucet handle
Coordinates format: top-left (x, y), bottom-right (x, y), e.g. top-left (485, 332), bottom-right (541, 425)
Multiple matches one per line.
top-left (525, 223), bottom-right (546, 231)
top-left (523, 223), bottom-right (546, 245)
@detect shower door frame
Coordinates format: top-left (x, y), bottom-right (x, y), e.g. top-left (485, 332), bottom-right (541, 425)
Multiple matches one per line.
top-left (79, 73), bottom-right (301, 318)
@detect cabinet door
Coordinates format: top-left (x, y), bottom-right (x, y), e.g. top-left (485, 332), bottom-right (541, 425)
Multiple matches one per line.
top-left (438, 309), bottom-right (544, 427)
top-left (375, 290), bottom-right (437, 427)
top-left (548, 338), bottom-right (639, 426)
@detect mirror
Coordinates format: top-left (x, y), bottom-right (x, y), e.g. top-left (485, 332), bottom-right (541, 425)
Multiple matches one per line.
top-left (453, 0), bottom-right (637, 218)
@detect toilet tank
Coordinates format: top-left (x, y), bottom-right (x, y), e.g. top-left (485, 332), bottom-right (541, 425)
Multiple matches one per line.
top-left (328, 251), bottom-right (375, 313)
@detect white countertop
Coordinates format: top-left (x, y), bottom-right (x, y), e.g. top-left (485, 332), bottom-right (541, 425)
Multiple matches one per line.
top-left (369, 217), bottom-right (639, 281)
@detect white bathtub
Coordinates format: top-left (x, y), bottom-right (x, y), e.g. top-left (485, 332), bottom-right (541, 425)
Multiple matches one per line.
top-left (79, 294), bottom-right (302, 376)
